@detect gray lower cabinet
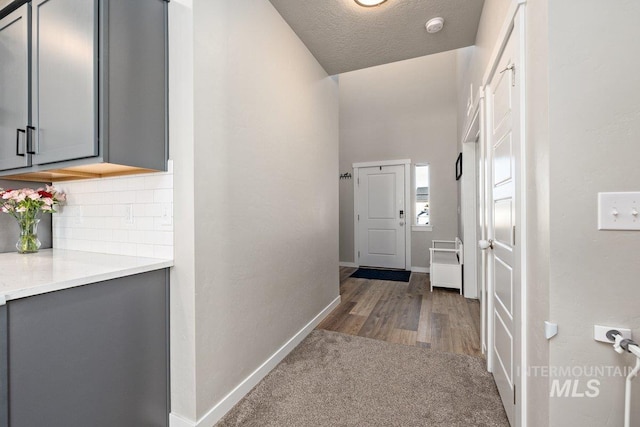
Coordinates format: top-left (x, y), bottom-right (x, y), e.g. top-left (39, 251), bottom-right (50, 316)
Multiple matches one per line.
top-left (1, 269), bottom-right (169, 427)
top-left (0, 0), bottom-right (168, 175)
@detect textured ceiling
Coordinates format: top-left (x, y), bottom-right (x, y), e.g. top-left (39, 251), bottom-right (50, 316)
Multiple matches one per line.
top-left (269, 0), bottom-right (485, 75)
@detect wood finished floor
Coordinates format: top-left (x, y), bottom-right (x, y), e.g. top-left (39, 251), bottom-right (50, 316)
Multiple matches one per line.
top-left (317, 267), bottom-right (483, 357)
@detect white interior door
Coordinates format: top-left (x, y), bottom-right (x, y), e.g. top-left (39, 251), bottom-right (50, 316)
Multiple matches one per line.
top-left (357, 165), bottom-right (406, 269)
top-left (485, 24), bottom-right (522, 426)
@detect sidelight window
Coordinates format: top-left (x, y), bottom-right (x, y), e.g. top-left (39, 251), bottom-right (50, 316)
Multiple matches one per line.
top-left (414, 164), bottom-right (430, 226)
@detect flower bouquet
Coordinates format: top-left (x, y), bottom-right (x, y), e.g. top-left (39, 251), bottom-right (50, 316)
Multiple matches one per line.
top-left (0, 185), bottom-right (66, 253)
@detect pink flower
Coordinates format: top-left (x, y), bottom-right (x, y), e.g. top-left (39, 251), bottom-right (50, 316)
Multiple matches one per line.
top-left (0, 186), bottom-right (65, 218)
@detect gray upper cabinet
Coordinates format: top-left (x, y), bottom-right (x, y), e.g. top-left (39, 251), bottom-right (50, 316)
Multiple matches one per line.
top-left (0, 0), bottom-right (168, 176)
top-left (0, 5), bottom-right (30, 171)
top-left (31, 0), bottom-right (97, 165)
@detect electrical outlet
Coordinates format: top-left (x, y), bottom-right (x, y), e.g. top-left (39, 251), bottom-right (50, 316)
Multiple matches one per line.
top-left (594, 325), bottom-right (632, 343)
top-left (160, 204), bottom-right (172, 226)
top-left (73, 206), bottom-right (83, 226)
top-left (124, 204), bottom-right (134, 225)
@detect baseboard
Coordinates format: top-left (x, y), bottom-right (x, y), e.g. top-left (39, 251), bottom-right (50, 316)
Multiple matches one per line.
top-left (411, 266), bottom-right (430, 273)
top-left (169, 295), bottom-right (341, 427)
top-left (339, 262), bottom-right (358, 268)
top-left (169, 413), bottom-right (194, 427)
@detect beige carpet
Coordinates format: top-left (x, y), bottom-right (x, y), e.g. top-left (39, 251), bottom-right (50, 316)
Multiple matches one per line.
top-left (218, 330), bottom-right (509, 427)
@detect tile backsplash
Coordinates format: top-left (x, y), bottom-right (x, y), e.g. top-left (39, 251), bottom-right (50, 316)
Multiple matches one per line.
top-left (52, 161), bottom-right (173, 259)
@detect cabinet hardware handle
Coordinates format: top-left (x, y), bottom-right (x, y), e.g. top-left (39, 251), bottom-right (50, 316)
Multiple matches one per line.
top-left (26, 126), bottom-right (36, 154)
top-left (16, 128), bottom-right (26, 157)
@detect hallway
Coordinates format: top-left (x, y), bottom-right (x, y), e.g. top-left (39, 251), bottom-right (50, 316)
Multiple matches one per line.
top-left (318, 268), bottom-right (482, 357)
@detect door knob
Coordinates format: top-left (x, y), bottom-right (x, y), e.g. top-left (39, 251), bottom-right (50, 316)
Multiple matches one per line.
top-left (399, 221), bottom-right (405, 226)
top-left (479, 239), bottom-right (494, 250)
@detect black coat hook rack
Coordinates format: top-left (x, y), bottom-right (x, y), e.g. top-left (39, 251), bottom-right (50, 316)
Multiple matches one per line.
top-left (339, 172), bottom-right (352, 180)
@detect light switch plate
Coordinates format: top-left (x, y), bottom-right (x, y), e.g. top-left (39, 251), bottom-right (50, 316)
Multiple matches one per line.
top-left (598, 192), bottom-right (640, 230)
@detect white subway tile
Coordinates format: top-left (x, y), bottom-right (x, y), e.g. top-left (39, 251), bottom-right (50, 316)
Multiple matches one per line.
top-left (153, 217), bottom-right (173, 231)
top-left (132, 204), bottom-right (146, 218)
top-left (112, 230), bottom-right (128, 243)
top-left (53, 169), bottom-right (173, 259)
top-left (153, 245), bottom-right (173, 260)
top-left (144, 174), bottom-right (173, 190)
top-left (128, 230), bottom-right (144, 243)
top-left (135, 217), bottom-right (155, 231)
top-left (135, 190), bottom-right (154, 204)
top-left (153, 189), bottom-right (173, 203)
top-left (136, 244), bottom-right (155, 258)
top-left (144, 204), bottom-right (162, 217)
top-left (119, 191), bottom-right (137, 204)
top-left (98, 229), bottom-right (113, 242)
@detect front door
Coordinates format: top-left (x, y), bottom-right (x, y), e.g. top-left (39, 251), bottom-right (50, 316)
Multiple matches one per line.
top-left (357, 165), bottom-right (406, 269)
top-left (486, 21), bottom-right (522, 426)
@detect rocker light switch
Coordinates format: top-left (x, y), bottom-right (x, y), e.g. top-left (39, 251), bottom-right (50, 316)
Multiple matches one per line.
top-left (598, 192), bottom-right (640, 230)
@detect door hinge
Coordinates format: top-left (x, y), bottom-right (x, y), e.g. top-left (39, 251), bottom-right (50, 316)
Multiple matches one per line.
top-left (358, 251), bottom-right (360, 258)
top-left (512, 225), bottom-right (516, 246)
top-left (357, 177), bottom-right (360, 185)
top-left (513, 384), bottom-right (516, 405)
top-left (357, 214), bottom-right (360, 221)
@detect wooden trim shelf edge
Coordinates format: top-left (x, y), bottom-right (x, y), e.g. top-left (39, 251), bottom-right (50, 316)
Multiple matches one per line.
top-left (1, 163), bottom-right (161, 183)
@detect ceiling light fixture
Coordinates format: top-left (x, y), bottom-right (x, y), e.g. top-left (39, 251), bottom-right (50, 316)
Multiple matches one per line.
top-left (354, 0), bottom-right (388, 7)
top-left (425, 17), bottom-right (444, 33)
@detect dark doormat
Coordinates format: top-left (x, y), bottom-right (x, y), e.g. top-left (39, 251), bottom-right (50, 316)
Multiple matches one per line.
top-left (350, 268), bottom-right (411, 282)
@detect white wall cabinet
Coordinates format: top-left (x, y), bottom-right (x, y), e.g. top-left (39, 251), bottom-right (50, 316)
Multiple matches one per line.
top-left (0, 0), bottom-right (168, 180)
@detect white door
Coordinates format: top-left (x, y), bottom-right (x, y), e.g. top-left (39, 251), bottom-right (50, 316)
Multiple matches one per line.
top-left (357, 165), bottom-right (406, 269)
top-left (485, 23), bottom-right (522, 426)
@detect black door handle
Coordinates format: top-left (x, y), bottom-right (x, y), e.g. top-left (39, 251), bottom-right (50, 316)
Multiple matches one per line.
top-left (16, 128), bottom-right (26, 157)
top-left (26, 126), bottom-right (36, 154)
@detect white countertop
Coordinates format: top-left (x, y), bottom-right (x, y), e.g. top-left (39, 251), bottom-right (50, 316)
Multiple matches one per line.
top-left (0, 249), bottom-right (173, 302)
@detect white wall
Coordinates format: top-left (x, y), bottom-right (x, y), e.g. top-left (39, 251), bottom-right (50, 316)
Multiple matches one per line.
top-left (168, 0), bottom-right (197, 421)
top-left (339, 51), bottom-right (459, 269)
top-left (547, 1), bottom-right (640, 425)
top-left (524, 1), bottom-right (551, 426)
top-left (191, 0), bottom-right (339, 422)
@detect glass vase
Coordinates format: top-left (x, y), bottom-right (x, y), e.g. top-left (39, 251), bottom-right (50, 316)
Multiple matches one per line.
top-left (15, 214), bottom-right (41, 254)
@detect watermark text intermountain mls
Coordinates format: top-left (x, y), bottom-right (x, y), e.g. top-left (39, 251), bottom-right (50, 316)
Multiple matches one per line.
top-left (519, 365), bottom-right (635, 398)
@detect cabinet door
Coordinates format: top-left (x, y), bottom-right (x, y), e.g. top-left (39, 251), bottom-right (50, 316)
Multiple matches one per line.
top-left (0, 5), bottom-right (30, 171)
top-left (31, 0), bottom-right (97, 165)
top-left (8, 270), bottom-right (169, 427)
